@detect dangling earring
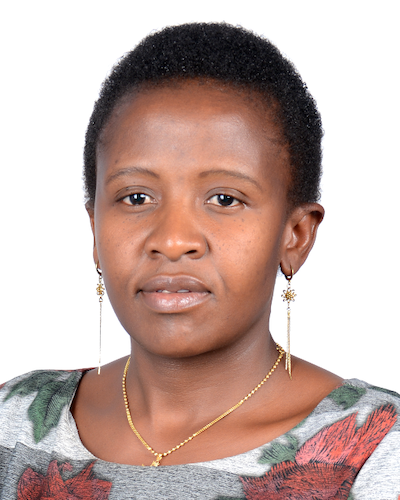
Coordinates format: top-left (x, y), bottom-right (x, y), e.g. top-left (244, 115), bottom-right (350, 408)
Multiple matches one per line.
top-left (281, 266), bottom-right (296, 379)
top-left (96, 263), bottom-right (105, 375)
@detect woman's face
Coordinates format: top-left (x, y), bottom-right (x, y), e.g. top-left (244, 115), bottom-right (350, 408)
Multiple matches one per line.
top-left (92, 81), bottom-right (292, 358)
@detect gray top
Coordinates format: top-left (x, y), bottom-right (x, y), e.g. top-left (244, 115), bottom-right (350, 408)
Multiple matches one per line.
top-left (1, 369), bottom-right (400, 499)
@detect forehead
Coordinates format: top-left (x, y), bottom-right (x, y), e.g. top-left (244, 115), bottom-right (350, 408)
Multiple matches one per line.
top-left (101, 80), bottom-right (284, 142)
top-left (97, 81), bottom-right (290, 187)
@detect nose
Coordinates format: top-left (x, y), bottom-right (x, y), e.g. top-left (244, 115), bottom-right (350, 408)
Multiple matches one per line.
top-left (144, 203), bottom-right (207, 261)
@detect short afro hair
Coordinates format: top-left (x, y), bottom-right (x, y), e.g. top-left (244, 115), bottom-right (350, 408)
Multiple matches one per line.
top-left (84, 22), bottom-right (323, 208)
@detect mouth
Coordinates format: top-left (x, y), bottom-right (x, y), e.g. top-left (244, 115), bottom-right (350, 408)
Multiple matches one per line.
top-left (139, 275), bottom-right (211, 313)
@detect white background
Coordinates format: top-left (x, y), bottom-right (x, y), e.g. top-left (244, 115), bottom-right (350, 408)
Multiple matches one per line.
top-left (1, 1), bottom-right (399, 391)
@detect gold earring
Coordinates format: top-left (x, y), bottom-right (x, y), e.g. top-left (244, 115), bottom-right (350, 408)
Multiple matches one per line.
top-left (96, 263), bottom-right (105, 375)
top-left (281, 266), bottom-right (296, 379)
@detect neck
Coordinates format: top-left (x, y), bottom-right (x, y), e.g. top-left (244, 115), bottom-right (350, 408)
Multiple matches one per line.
top-left (124, 332), bottom-right (281, 423)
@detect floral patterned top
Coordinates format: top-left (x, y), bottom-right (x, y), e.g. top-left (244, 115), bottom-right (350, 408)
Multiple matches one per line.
top-left (0, 370), bottom-right (400, 499)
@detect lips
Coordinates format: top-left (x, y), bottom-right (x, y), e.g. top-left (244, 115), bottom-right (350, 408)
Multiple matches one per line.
top-left (140, 275), bottom-right (210, 294)
top-left (139, 275), bottom-right (211, 313)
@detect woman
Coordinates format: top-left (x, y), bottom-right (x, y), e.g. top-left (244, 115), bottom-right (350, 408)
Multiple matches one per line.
top-left (1, 23), bottom-right (399, 499)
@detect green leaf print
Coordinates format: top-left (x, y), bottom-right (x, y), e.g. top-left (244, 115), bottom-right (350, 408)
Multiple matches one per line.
top-left (258, 434), bottom-right (298, 465)
top-left (328, 385), bottom-right (366, 410)
top-left (4, 371), bottom-right (65, 401)
top-left (5, 370), bottom-right (81, 443)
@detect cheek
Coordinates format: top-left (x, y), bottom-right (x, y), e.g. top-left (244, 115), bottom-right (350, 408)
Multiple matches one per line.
top-left (214, 216), bottom-right (283, 296)
top-left (94, 211), bottom-right (142, 287)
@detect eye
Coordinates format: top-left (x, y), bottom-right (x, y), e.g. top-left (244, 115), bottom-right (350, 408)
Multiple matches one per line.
top-left (122, 193), bottom-right (153, 205)
top-left (207, 194), bottom-right (241, 207)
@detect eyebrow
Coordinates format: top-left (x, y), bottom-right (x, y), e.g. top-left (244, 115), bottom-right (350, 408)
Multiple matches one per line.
top-left (105, 166), bottom-right (160, 185)
top-left (198, 169), bottom-right (262, 191)
top-left (105, 166), bottom-right (262, 191)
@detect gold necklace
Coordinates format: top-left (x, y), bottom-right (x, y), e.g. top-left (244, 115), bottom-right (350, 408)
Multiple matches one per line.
top-left (122, 343), bottom-right (284, 467)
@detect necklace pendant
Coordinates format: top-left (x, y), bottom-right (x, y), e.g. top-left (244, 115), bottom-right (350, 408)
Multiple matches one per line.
top-left (150, 454), bottom-right (163, 467)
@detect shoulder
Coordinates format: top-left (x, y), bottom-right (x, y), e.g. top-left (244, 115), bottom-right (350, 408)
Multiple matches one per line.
top-left (336, 380), bottom-right (400, 498)
top-left (0, 368), bottom-right (88, 406)
top-left (327, 378), bottom-right (400, 408)
top-left (315, 378), bottom-right (400, 447)
top-left (328, 378), bottom-right (400, 431)
top-left (0, 369), bottom-right (88, 446)
top-left (239, 379), bottom-right (400, 499)
top-left (327, 379), bottom-right (400, 498)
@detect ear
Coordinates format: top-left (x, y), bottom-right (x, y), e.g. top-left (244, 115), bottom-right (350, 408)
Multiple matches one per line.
top-left (86, 201), bottom-right (99, 265)
top-left (280, 203), bottom-right (324, 277)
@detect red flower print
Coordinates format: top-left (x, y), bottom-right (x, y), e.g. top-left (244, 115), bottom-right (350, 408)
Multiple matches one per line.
top-left (241, 404), bottom-right (397, 499)
top-left (241, 462), bottom-right (356, 500)
top-left (17, 460), bottom-right (112, 500)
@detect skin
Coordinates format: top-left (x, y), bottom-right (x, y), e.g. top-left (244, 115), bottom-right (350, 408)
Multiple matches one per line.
top-left (72, 81), bottom-right (342, 466)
